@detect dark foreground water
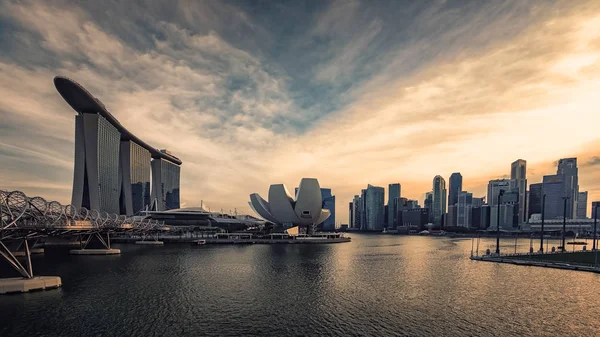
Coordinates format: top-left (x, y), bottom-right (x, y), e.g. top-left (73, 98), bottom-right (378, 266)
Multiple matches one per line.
top-left (1, 234), bottom-right (599, 337)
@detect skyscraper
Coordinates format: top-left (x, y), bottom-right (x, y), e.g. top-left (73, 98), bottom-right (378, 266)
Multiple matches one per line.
top-left (432, 176), bottom-right (447, 226)
top-left (447, 205), bottom-right (457, 227)
top-left (488, 179), bottom-right (519, 229)
top-left (365, 184), bottom-right (385, 230)
top-left (394, 197), bottom-right (410, 227)
top-left (352, 195), bottom-right (361, 229)
top-left (448, 173), bottom-right (462, 207)
top-left (424, 192), bottom-right (433, 223)
top-left (487, 179), bottom-right (518, 207)
top-left (592, 201), bottom-right (600, 220)
top-left (557, 158), bottom-right (579, 219)
top-left (120, 141), bottom-right (151, 215)
top-left (528, 183), bottom-right (543, 219)
top-left (456, 191), bottom-right (473, 228)
top-left (511, 159), bottom-right (527, 223)
top-left (151, 156), bottom-right (181, 211)
top-left (424, 192), bottom-right (433, 209)
top-left (387, 183), bottom-right (401, 227)
top-left (360, 189), bottom-right (367, 230)
top-left (320, 188), bottom-right (336, 231)
top-left (542, 174), bottom-right (565, 220)
top-left (471, 205), bottom-right (491, 229)
top-left (72, 113), bottom-right (122, 214)
top-left (472, 197), bottom-right (485, 208)
top-left (56, 76), bottom-right (183, 215)
top-left (577, 191), bottom-right (588, 219)
top-left (349, 201), bottom-right (353, 229)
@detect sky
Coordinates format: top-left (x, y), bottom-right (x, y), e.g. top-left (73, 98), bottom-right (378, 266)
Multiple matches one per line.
top-left (1, 0), bottom-right (600, 224)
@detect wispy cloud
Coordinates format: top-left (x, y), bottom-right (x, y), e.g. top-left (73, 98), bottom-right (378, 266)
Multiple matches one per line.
top-left (0, 0), bottom-right (599, 222)
top-left (586, 157), bottom-right (600, 167)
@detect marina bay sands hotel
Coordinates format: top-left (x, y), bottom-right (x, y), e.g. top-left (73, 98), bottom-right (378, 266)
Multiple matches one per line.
top-left (54, 76), bottom-right (182, 215)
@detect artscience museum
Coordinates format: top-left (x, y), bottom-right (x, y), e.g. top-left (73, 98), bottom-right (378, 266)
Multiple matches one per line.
top-left (249, 178), bottom-right (331, 234)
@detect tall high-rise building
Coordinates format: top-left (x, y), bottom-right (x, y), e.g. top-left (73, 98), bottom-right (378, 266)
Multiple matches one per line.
top-left (542, 174), bottom-right (565, 220)
top-left (456, 191), bottom-right (473, 228)
top-left (528, 183), bottom-right (543, 219)
top-left (488, 179), bottom-right (519, 230)
top-left (511, 159), bottom-right (527, 223)
top-left (400, 208), bottom-right (430, 228)
top-left (487, 179), bottom-right (518, 207)
top-left (432, 176), bottom-right (447, 226)
top-left (472, 197), bottom-right (485, 208)
top-left (364, 185), bottom-right (385, 230)
top-left (424, 192), bottom-right (433, 209)
top-left (557, 158), bottom-right (579, 219)
top-left (471, 205), bottom-right (491, 229)
top-left (592, 201), bottom-right (600, 220)
top-left (352, 195), bottom-right (361, 229)
top-left (72, 113), bottom-right (122, 214)
top-left (394, 197), bottom-right (419, 227)
top-left (447, 205), bottom-right (457, 227)
top-left (448, 173), bottom-right (463, 207)
top-left (576, 191), bottom-right (588, 219)
top-left (320, 188), bottom-right (336, 231)
top-left (526, 190), bottom-right (530, 221)
top-left (387, 183), bottom-right (401, 227)
top-left (55, 76), bottom-right (182, 215)
top-left (348, 201), bottom-right (353, 229)
top-left (120, 141), bottom-right (151, 215)
top-left (424, 192), bottom-right (433, 223)
top-left (151, 156), bottom-right (181, 211)
top-left (360, 189), bottom-right (367, 230)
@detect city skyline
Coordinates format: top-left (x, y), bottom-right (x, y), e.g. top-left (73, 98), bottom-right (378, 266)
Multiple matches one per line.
top-left (1, 1), bottom-right (600, 224)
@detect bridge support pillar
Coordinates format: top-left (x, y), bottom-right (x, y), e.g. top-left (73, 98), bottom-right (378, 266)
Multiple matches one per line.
top-left (135, 232), bottom-right (163, 245)
top-left (69, 233), bottom-right (120, 255)
top-left (0, 239), bottom-right (62, 295)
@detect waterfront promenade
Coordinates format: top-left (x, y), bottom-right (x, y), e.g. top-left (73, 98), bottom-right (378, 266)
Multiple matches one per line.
top-left (2, 235), bottom-right (599, 337)
top-left (112, 233), bottom-right (351, 245)
top-left (471, 252), bottom-right (600, 274)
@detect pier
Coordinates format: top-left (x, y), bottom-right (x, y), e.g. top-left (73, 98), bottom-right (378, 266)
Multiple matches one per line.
top-left (470, 253), bottom-right (600, 274)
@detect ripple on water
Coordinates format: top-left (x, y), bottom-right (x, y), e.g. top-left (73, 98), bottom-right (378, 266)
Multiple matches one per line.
top-left (1, 235), bottom-right (599, 337)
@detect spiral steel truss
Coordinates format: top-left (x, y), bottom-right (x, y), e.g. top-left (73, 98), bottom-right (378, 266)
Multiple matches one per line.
top-left (0, 189), bottom-right (167, 279)
top-left (0, 189), bottom-right (166, 237)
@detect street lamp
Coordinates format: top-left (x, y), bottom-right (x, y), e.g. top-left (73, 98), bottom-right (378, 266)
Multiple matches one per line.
top-left (495, 190), bottom-right (504, 255)
top-left (539, 194), bottom-right (546, 253)
top-left (593, 204), bottom-right (598, 251)
top-left (561, 196), bottom-right (570, 252)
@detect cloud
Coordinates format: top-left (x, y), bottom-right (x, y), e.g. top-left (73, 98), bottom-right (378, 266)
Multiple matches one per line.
top-left (0, 0), bottom-right (599, 224)
top-left (586, 157), bottom-right (600, 166)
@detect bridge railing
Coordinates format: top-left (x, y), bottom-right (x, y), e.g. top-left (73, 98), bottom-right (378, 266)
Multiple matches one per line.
top-left (1, 189), bottom-right (165, 234)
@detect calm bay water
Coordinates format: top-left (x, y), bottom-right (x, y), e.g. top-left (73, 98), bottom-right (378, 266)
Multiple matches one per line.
top-left (1, 234), bottom-right (599, 336)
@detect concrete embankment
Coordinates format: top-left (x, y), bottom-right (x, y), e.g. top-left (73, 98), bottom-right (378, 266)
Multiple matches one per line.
top-left (0, 276), bottom-right (62, 294)
top-left (112, 237), bottom-right (351, 244)
top-left (470, 255), bottom-right (600, 274)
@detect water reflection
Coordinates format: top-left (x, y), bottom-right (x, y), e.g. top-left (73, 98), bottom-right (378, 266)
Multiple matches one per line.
top-left (0, 235), bottom-right (598, 337)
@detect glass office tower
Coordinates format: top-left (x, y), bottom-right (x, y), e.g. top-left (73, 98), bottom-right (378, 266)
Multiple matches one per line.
top-left (151, 158), bottom-right (181, 211)
top-left (542, 175), bottom-right (565, 220)
top-left (72, 114), bottom-right (121, 214)
top-left (120, 141), bottom-right (151, 215)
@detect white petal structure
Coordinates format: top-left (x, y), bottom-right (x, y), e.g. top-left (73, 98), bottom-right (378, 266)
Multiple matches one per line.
top-left (249, 178), bottom-right (331, 225)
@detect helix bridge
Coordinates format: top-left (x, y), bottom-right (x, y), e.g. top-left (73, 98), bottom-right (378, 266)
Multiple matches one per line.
top-left (0, 189), bottom-right (167, 279)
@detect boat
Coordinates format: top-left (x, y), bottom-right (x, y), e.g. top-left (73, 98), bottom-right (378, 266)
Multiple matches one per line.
top-left (566, 241), bottom-right (587, 245)
top-left (194, 240), bottom-right (207, 245)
